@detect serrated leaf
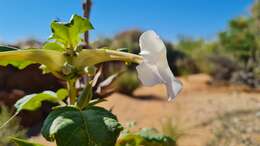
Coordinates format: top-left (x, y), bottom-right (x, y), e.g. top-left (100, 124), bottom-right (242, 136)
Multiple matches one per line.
top-left (0, 49), bottom-right (65, 72)
top-left (41, 106), bottom-right (123, 146)
top-left (50, 14), bottom-right (94, 48)
top-left (11, 137), bottom-right (44, 146)
top-left (15, 89), bottom-right (68, 112)
top-left (43, 42), bottom-right (65, 52)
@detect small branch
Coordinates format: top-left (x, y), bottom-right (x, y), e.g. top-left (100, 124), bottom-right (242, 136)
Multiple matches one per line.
top-left (83, 0), bottom-right (92, 49)
top-left (0, 112), bottom-right (19, 129)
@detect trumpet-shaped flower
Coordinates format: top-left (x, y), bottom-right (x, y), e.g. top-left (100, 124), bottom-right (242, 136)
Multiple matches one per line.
top-left (136, 30), bottom-right (182, 100)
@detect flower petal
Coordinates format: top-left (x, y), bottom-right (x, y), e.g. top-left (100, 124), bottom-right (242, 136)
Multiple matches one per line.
top-left (166, 77), bottom-right (183, 101)
top-left (137, 30), bottom-right (183, 100)
top-left (136, 62), bottom-right (163, 86)
top-left (139, 30), bottom-right (166, 63)
top-left (157, 61), bottom-right (182, 100)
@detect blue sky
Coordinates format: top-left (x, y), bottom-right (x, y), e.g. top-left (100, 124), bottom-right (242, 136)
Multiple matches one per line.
top-left (0, 0), bottom-right (253, 43)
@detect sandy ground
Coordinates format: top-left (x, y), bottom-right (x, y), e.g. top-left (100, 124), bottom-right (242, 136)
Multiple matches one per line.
top-left (31, 74), bottom-right (260, 146)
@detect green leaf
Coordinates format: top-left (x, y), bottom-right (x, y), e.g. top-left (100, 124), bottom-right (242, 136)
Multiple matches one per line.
top-left (15, 89), bottom-right (68, 112)
top-left (138, 128), bottom-right (176, 145)
top-left (116, 134), bottom-right (144, 146)
top-left (50, 14), bottom-right (94, 48)
top-left (0, 49), bottom-right (65, 72)
top-left (56, 89), bottom-right (69, 100)
top-left (11, 137), bottom-right (44, 146)
top-left (116, 128), bottom-right (176, 146)
top-left (43, 42), bottom-right (65, 52)
top-left (77, 83), bottom-right (93, 109)
top-left (0, 45), bottom-right (18, 52)
top-left (41, 106), bottom-right (123, 146)
top-left (116, 48), bottom-right (129, 52)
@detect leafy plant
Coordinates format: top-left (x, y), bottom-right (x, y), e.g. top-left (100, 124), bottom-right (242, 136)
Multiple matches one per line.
top-left (0, 13), bottom-right (180, 146)
top-left (0, 14), bottom-right (147, 146)
top-left (0, 14), bottom-right (144, 146)
top-left (115, 71), bottom-right (140, 95)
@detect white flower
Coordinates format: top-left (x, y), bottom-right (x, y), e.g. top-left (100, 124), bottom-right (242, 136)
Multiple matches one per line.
top-left (136, 30), bottom-right (182, 100)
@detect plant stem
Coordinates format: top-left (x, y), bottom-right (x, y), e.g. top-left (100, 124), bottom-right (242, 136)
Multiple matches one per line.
top-left (67, 79), bottom-right (77, 105)
top-left (83, 0), bottom-right (92, 49)
top-left (0, 112), bottom-right (19, 129)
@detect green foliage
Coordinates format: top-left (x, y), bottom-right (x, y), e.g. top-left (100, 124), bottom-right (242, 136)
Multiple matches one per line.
top-left (111, 30), bottom-right (142, 54)
top-left (42, 42), bottom-right (65, 52)
top-left (176, 37), bottom-right (205, 57)
top-left (0, 14), bottom-right (152, 146)
top-left (0, 45), bottom-right (17, 52)
top-left (50, 14), bottom-right (93, 48)
top-left (116, 128), bottom-right (176, 146)
top-left (176, 37), bottom-right (216, 74)
top-left (15, 89), bottom-right (68, 112)
top-left (214, 9), bottom-right (260, 87)
top-left (11, 138), bottom-right (44, 146)
top-left (219, 17), bottom-right (256, 63)
top-left (41, 106), bottom-right (123, 146)
top-left (92, 30), bottom-right (141, 54)
top-left (115, 71), bottom-right (140, 95)
top-left (0, 106), bottom-right (26, 146)
top-left (77, 83), bottom-right (93, 109)
top-left (116, 134), bottom-right (145, 146)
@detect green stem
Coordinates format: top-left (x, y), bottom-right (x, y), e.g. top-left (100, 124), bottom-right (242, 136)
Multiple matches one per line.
top-left (67, 79), bottom-right (77, 105)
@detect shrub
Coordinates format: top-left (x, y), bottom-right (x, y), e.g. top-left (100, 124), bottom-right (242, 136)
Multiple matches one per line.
top-left (175, 37), bottom-right (218, 74)
top-left (115, 71), bottom-right (140, 95)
